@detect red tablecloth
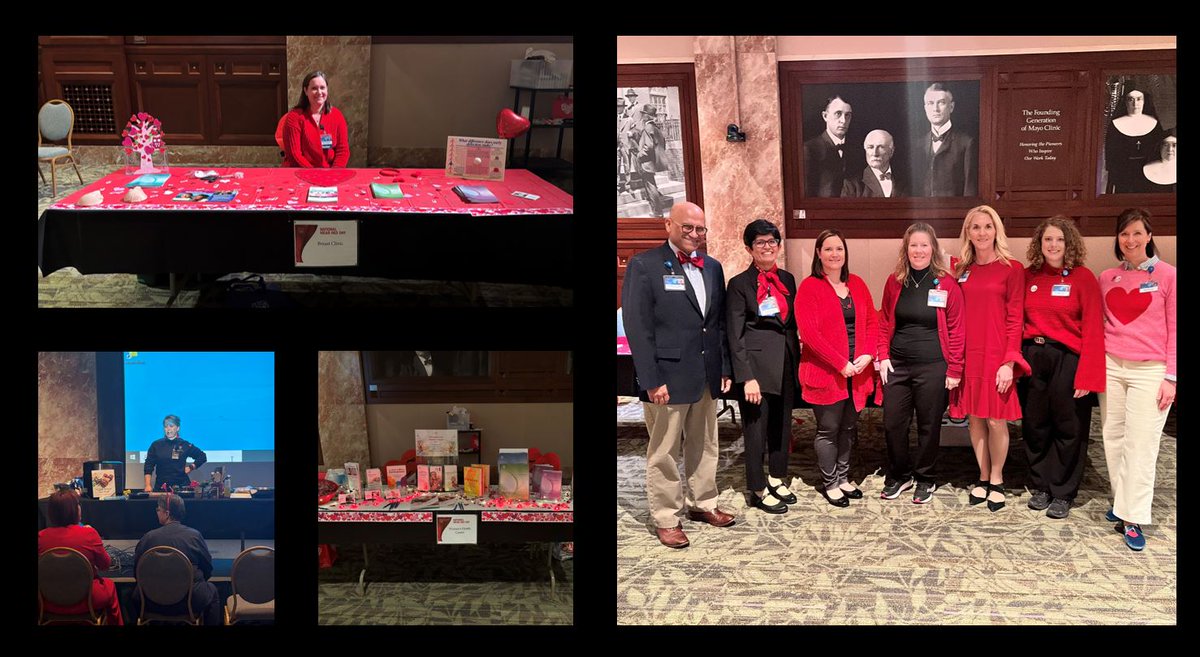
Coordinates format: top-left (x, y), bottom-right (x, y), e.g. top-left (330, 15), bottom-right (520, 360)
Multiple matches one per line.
top-left (53, 167), bottom-right (572, 216)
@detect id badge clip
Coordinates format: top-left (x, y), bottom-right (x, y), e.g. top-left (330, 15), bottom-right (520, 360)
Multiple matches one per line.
top-left (663, 275), bottom-right (686, 291)
top-left (1051, 284), bottom-right (1071, 297)
top-left (1139, 281), bottom-right (1159, 293)
top-left (927, 289), bottom-right (948, 308)
top-left (759, 295), bottom-right (780, 317)
top-left (321, 133), bottom-right (334, 149)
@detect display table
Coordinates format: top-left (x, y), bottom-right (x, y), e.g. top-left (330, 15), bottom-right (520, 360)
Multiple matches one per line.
top-left (318, 494), bottom-right (572, 595)
top-left (38, 167), bottom-right (572, 286)
top-left (38, 497), bottom-right (275, 546)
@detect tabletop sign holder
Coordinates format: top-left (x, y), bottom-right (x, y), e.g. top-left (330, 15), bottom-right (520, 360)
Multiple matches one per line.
top-left (293, 220), bottom-right (359, 267)
top-left (446, 136), bottom-right (506, 181)
top-left (435, 513), bottom-right (478, 544)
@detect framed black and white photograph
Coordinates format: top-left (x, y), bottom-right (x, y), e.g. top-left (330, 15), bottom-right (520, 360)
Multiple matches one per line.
top-left (799, 80), bottom-right (981, 199)
top-left (616, 86), bottom-right (689, 217)
top-left (1099, 73), bottom-right (1176, 195)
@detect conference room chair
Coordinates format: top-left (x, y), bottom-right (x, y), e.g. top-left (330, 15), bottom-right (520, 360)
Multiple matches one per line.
top-left (38, 99), bottom-right (85, 197)
top-left (135, 545), bottom-right (202, 625)
top-left (37, 547), bottom-right (104, 625)
top-left (225, 546), bottom-right (275, 624)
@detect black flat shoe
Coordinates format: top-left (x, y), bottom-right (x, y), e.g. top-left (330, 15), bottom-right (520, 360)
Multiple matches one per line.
top-left (821, 488), bottom-right (850, 508)
top-left (986, 482), bottom-right (1006, 512)
top-left (839, 486), bottom-right (864, 500)
top-left (968, 480), bottom-right (989, 506)
top-left (751, 491), bottom-right (788, 514)
top-left (767, 482), bottom-right (798, 504)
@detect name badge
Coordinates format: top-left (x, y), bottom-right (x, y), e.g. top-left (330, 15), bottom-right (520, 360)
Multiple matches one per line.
top-left (663, 275), bottom-right (686, 291)
top-left (958, 270), bottom-right (970, 283)
top-left (927, 289), bottom-right (948, 308)
top-left (759, 295), bottom-right (780, 316)
top-left (1139, 281), bottom-right (1159, 293)
top-left (321, 133), bottom-right (334, 149)
top-left (1051, 284), bottom-right (1071, 297)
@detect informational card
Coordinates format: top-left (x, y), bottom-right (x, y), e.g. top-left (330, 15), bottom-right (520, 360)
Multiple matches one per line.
top-left (446, 136), bottom-right (506, 181)
top-left (344, 462), bottom-right (361, 493)
top-left (417, 464), bottom-right (430, 492)
top-left (444, 465), bottom-right (458, 491)
top-left (365, 468), bottom-right (382, 490)
top-left (436, 513), bottom-right (478, 544)
top-left (415, 430), bottom-right (458, 458)
top-left (92, 469), bottom-right (116, 499)
top-left (386, 465), bottom-right (406, 488)
top-left (294, 220), bottom-right (358, 267)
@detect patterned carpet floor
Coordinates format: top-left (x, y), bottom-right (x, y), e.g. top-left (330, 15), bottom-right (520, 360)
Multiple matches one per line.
top-left (37, 165), bottom-right (570, 308)
top-left (617, 407), bottom-right (1176, 625)
top-left (318, 543), bottom-right (572, 625)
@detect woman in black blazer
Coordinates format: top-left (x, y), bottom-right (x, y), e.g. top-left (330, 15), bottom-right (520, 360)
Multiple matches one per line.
top-left (727, 220), bottom-right (802, 513)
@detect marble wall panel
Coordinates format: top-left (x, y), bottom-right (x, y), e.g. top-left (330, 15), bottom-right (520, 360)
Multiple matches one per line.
top-left (288, 37), bottom-right (371, 168)
top-left (37, 352), bottom-right (98, 497)
top-left (317, 351), bottom-right (372, 471)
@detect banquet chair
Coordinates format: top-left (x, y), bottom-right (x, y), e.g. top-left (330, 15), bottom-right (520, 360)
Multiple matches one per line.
top-left (38, 99), bottom-right (85, 197)
top-left (37, 547), bottom-right (103, 625)
top-left (135, 545), bottom-right (202, 625)
top-left (225, 546), bottom-right (274, 624)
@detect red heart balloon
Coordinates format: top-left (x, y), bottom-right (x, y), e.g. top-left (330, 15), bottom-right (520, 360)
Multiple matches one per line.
top-left (1105, 286), bottom-right (1153, 325)
top-left (294, 169), bottom-right (357, 187)
top-left (497, 108), bottom-right (531, 139)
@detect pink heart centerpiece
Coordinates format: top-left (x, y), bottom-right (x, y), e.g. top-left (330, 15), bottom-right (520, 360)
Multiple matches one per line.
top-left (294, 169), bottom-right (357, 187)
top-left (496, 108), bottom-right (531, 139)
top-left (1104, 286), bottom-right (1153, 325)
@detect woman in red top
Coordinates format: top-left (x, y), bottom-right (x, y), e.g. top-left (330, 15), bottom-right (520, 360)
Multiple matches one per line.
top-left (953, 205), bottom-right (1029, 512)
top-left (37, 489), bottom-right (123, 624)
top-left (877, 223), bottom-right (965, 504)
top-left (282, 70), bottom-right (351, 168)
top-left (1017, 216), bottom-right (1105, 520)
top-left (796, 229), bottom-right (878, 507)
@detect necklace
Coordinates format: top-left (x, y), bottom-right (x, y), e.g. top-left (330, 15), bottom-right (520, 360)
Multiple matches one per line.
top-left (907, 269), bottom-right (931, 288)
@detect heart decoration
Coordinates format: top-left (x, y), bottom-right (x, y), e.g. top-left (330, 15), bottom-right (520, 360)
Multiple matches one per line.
top-left (552, 96), bottom-right (573, 120)
top-left (1104, 286), bottom-right (1153, 325)
top-left (497, 108), bottom-right (531, 139)
top-left (294, 169), bottom-right (357, 187)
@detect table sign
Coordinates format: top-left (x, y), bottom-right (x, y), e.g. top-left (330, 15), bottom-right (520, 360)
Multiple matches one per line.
top-left (436, 513), bottom-right (478, 544)
top-left (294, 220), bottom-right (358, 266)
top-left (446, 136), bottom-right (506, 181)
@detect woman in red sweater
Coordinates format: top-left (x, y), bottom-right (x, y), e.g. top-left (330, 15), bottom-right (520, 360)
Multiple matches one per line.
top-left (953, 205), bottom-right (1029, 512)
top-left (37, 489), bottom-right (123, 624)
top-left (796, 229), bottom-right (878, 507)
top-left (1017, 216), bottom-right (1105, 520)
top-left (877, 223), bottom-right (965, 504)
top-left (282, 70), bottom-right (351, 168)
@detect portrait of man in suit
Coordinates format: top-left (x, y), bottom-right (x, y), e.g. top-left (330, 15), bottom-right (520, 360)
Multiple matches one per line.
top-left (843, 129), bottom-right (906, 198)
top-left (913, 82), bottom-right (978, 197)
top-left (804, 95), bottom-right (862, 197)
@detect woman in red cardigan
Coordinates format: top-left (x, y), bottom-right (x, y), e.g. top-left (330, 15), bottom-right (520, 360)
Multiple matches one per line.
top-left (37, 489), bottom-right (123, 624)
top-left (796, 228), bottom-right (878, 507)
top-left (1017, 216), bottom-right (1105, 520)
top-left (877, 223), bottom-right (965, 504)
top-left (282, 70), bottom-right (351, 168)
top-left (953, 205), bottom-right (1029, 512)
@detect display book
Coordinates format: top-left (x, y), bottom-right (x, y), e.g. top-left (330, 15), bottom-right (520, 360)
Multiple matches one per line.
top-left (308, 186), bottom-right (338, 203)
top-left (415, 429), bottom-right (458, 492)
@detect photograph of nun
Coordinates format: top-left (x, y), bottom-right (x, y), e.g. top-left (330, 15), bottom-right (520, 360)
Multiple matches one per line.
top-left (1100, 74), bottom-right (1176, 194)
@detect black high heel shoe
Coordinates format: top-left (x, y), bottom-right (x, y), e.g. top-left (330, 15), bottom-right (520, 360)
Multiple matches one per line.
top-left (839, 485), bottom-right (864, 500)
top-left (821, 488), bottom-right (850, 508)
top-left (767, 482), bottom-right (798, 505)
top-left (751, 491), bottom-right (788, 514)
top-left (986, 482), bottom-right (1006, 512)
top-left (968, 480), bottom-right (989, 506)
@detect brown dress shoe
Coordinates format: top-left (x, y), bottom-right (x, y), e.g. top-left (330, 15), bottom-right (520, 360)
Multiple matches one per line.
top-left (686, 507), bottom-right (735, 527)
top-left (655, 525), bottom-right (690, 548)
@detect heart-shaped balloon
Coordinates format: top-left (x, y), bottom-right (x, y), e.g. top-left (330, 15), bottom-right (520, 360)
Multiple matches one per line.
top-left (497, 108), bottom-right (531, 139)
top-left (294, 169), bottom-right (357, 187)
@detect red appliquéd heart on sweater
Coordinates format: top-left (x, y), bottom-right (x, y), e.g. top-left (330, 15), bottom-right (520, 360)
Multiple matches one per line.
top-left (1105, 286), bottom-right (1153, 325)
top-left (294, 169), bottom-right (357, 186)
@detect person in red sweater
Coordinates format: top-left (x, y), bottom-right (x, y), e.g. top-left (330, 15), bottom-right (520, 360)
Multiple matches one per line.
top-left (796, 229), bottom-right (878, 507)
top-left (37, 489), bottom-right (123, 625)
top-left (1098, 208), bottom-right (1176, 551)
top-left (953, 205), bottom-right (1029, 512)
top-left (282, 70), bottom-right (350, 168)
top-left (877, 223), bottom-right (965, 504)
top-left (1017, 216), bottom-right (1105, 520)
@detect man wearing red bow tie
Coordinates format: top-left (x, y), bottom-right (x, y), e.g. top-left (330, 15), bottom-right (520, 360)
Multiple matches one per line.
top-left (621, 201), bottom-right (734, 548)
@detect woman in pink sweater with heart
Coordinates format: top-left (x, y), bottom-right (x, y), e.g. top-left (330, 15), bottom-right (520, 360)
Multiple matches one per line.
top-left (1098, 207), bottom-right (1176, 552)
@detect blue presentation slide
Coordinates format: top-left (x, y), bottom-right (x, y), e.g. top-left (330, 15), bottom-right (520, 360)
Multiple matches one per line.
top-left (123, 352), bottom-right (275, 458)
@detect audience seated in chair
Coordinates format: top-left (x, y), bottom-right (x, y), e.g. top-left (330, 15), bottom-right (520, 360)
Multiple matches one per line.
top-left (37, 489), bottom-right (123, 625)
top-left (133, 494), bottom-right (223, 625)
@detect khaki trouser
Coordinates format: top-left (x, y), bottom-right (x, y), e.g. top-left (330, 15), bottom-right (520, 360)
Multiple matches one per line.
top-left (643, 389), bottom-right (720, 528)
top-left (1099, 354), bottom-right (1172, 525)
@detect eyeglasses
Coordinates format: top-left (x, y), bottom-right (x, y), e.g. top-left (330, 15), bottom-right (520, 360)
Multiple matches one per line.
top-left (752, 239), bottom-right (779, 249)
top-left (672, 221), bottom-right (708, 235)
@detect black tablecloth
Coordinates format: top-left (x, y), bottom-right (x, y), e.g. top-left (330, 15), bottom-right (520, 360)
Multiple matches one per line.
top-left (39, 498), bottom-right (275, 540)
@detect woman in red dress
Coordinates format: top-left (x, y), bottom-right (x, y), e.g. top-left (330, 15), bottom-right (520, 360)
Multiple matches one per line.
top-left (37, 489), bottom-right (124, 624)
top-left (953, 205), bottom-right (1029, 511)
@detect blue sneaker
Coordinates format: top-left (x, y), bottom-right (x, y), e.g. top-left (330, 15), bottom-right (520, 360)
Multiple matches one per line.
top-left (1105, 507), bottom-right (1120, 523)
top-left (1123, 524), bottom-right (1145, 551)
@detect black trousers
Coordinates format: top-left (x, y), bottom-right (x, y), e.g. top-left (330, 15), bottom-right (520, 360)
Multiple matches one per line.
top-left (737, 354), bottom-right (796, 493)
top-left (883, 358), bottom-right (948, 484)
top-left (635, 163), bottom-right (665, 216)
top-left (1018, 342), bottom-right (1092, 501)
top-left (812, 380), bottom-right (859, 490)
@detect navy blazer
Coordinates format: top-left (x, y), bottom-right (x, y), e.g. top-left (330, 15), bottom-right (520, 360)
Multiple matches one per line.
top-left (621, 241), bottom-right (731, 405)
top-left (726, 266), bottom-right (800, 396)
top-left (912, 126), bottom-right (977, 197)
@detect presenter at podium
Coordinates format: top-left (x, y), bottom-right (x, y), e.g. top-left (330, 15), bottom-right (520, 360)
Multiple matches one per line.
top-left (143, 414), bottom-right (207, 491)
